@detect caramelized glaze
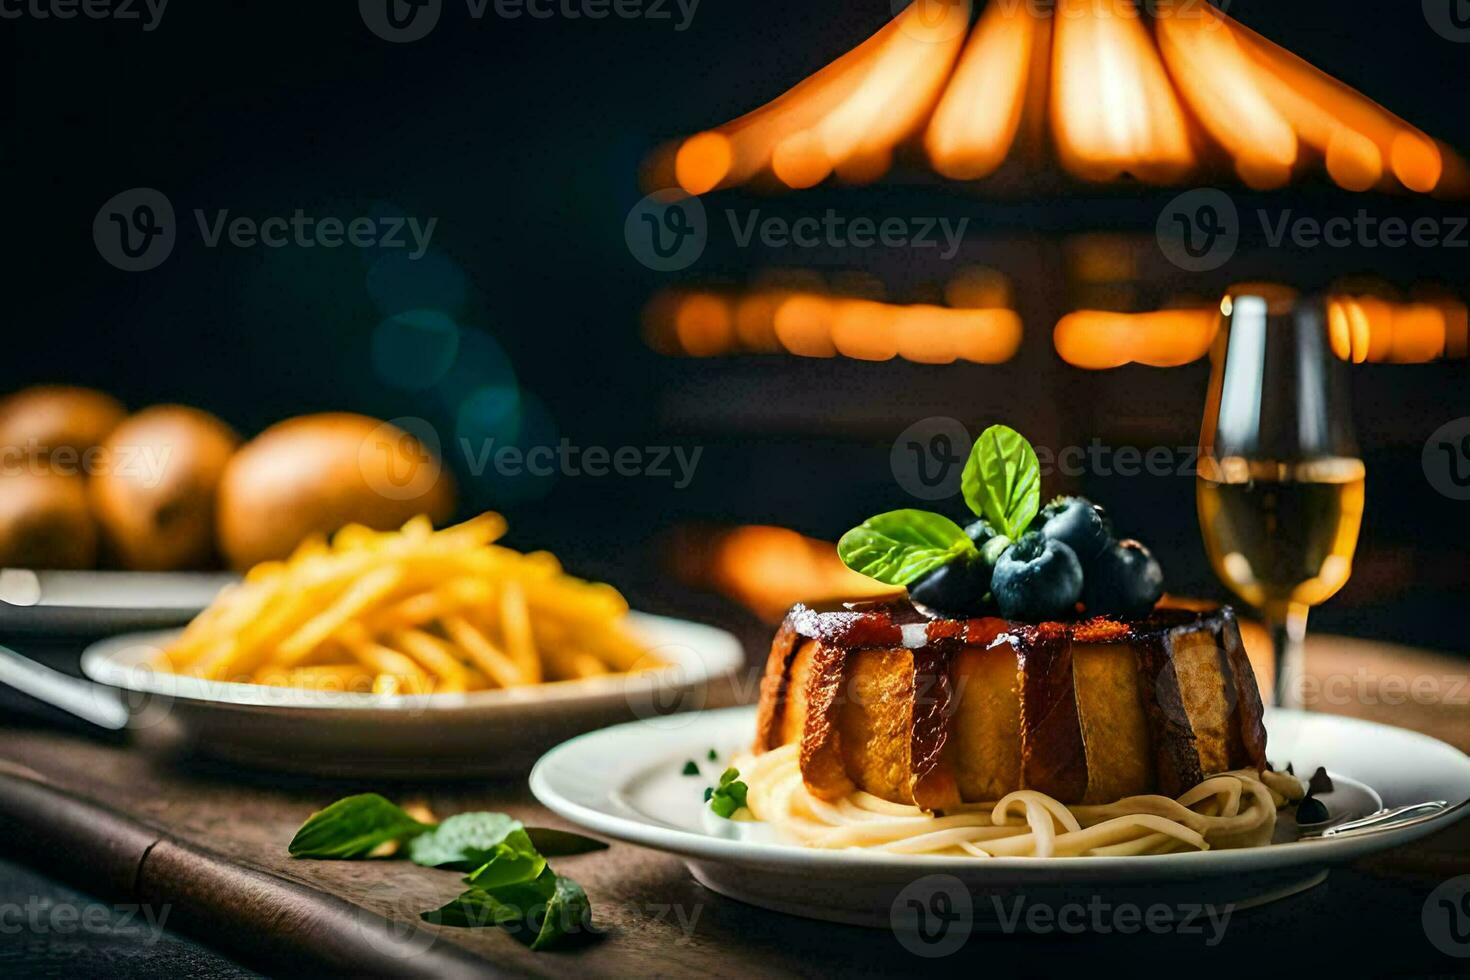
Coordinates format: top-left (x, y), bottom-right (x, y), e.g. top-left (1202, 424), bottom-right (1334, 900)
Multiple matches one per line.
top-left (757, 598), bottom-right (1268, 808)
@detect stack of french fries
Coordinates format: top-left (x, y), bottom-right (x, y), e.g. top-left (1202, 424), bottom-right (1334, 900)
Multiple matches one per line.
top-left (158, 514), bottom-right (658, 694)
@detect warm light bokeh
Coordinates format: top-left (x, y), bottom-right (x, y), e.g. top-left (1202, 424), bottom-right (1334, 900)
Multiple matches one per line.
top-left (658, 0), bottom-right (1463, 195)
top-left (645, 287), bottom-right (1021, 365)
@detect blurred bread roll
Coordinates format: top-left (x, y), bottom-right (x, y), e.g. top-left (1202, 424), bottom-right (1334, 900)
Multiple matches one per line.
top-left (216, 413), bottom-right (455, 571)
top-left (0, 385), bottom-right (125, 457)
top-left (90, 405), bottom-right (240, 570)
top-left (0, 470), bottom-right (98, 569)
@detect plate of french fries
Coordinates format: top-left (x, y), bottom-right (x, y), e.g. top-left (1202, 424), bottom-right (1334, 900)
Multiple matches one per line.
top-left (79, 514), bottom-right (743, 776)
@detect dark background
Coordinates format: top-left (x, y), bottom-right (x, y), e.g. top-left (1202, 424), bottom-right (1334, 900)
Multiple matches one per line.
top-left (4, 0), bottom-right (1468, 651)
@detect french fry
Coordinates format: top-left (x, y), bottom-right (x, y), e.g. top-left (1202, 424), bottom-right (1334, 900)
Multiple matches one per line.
top-left (498, 581), bottom-right (542, 684)
top-left (393, 628), bottom-right (469, 693)
top-left (442, 615), bottom-right (524, 688)
top-left (163, 512), bottom-right (655, 696)
top-left (276, 565), bottom-right (404, 667)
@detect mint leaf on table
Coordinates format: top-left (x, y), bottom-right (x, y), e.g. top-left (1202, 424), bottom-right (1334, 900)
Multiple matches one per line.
top-left (288, 793), bottom-right (432, 859)
top-left (461, 831), bottom-right (547, 890)
top-left (524, 827), bottom-right (608, 856)
top-left (409, 812), bottom-right (525, 870)
top-left (961, 424), bottom-right (1040, 539)
top-left (290, 797), bottom-right (599, 951)
top-left (682, 760), bottom-right (700, 776)
top-left (423, 867), bottom-right (592, 951)
top-left (532, 875), bottom-right (592, 951)
top-left (837, 510), bottom-right (978, 586)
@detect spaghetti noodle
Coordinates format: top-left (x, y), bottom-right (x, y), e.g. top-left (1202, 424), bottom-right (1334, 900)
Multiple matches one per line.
top-left (736, 744), bottom-right (1305, 858)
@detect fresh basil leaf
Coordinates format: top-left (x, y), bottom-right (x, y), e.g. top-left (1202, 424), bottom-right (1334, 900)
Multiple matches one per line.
top-left (462, 831), bottom-right (546, 890)
top-left (532, 875), bottom-right (592, 951)
top-left (422, 868), bottom-right (591, 951)
top-left (837, 510), bottom-right (977, 586)
top-left (524, 827), bottom-right (609, 856)
top-left (288, 794), bottom-right (431, 859)
top-left (422, 882), bottom-right (536, 929)
top-left (961, 425), bottom-right (1040, 539)
top-left (408, 812), bottom-right (523, 870)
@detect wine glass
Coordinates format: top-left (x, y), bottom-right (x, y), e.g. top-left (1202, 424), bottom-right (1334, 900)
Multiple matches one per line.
top-left (1196, 289), bottom-right (1365, 710)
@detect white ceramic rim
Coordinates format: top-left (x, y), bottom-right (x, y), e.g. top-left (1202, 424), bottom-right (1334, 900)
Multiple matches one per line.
top-left (79, 612), bottom-right (744, 712)
top-left (529, 705), bottom-right (1470, 880)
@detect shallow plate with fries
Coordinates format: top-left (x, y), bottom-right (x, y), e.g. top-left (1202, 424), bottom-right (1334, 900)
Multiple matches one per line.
top-left (79, 514), bottom-right (743, 776)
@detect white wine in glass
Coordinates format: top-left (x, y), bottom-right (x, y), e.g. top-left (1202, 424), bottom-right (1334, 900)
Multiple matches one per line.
top-left (1197, 291), bottom-right (1365, 709)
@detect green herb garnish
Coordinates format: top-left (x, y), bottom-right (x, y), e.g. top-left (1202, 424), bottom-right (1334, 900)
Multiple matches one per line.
top-left (839, 424), bottom-right (1041, 586)
top-left (961, 424), bottom-right (1040, 539)
top-left (707, 767), bottom-right (749, 819)
top-left (836, 510), bottom-right (978, 586)
top-left (524, 827), bottom-right (608, 856)
top-left (424, 868), bottom-right (591, 951)
top-left (288, 795), bottom-right (600, 951)
top-left (681, 760), bottom-right (700, 776)
top-left (707, 748), bottom-right (718, 761)
top-left (409, 812), bottom-right (526, 870)
top-left (287, 793), bottom-right (432, 859)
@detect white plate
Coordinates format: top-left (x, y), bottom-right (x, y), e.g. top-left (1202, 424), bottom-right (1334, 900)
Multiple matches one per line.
top-left (531, 705), bottom-right (1470, 929)
top-left (80, 613), bottom-right (744, 777)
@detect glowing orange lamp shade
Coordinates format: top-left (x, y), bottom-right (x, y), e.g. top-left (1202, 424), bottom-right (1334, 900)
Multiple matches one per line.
top-left (662, 0), bottom-right (1463, 195)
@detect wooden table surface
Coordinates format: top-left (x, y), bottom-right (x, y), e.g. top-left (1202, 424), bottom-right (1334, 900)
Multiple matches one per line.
top-left (2, 628), bottom-right (1469, 977)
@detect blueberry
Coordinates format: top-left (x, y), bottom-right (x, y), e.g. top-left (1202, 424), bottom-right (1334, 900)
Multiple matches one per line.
top-left (1039, 496), bottom-right (1110, 564)
top-left (991, 532), bottom-right (1084, 621)
top-left (1082, 539), bottom-right (1164, 619)
top-left (978, 533), bottom-right (1011, 568)
top-left (909, 554), bottom-right (993, 617)
top-left (964, 519), bottom-right (997, 547)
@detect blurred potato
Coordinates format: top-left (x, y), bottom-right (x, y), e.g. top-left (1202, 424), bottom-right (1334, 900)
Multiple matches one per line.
top-left (216, 413), bottom-right (455, 571)
top-left (0, 385), bottom-right (125, 457)
top-left (90, 405), bottom-right (240, 570)
top-left (0, 469), bottom-right (98, 569)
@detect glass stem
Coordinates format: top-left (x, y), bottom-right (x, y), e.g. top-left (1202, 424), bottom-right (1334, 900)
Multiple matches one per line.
top-left (1265, 601), bottom-right (1310, 710)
